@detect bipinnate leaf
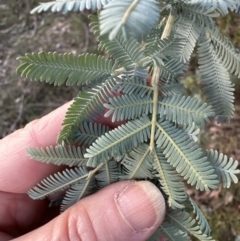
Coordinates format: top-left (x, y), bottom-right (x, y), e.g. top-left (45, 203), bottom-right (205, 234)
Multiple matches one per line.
top-left (70, 121), bottom-right (110, 146)
top-left (158, 94), bottom-right (214, 127)
top-left (121, 144), bottom-right (153, 179)
top-left (85, 115), bottom-right (151, 167)
top-left (58, 78), bottom-right (115, 143)
top-left (152, 148), bottom-right (187, 209)
top-left (187, 196), bottom-right (211, 235)
top-left (27, 145), bottom-right (87, 167)
top-left (206, 149), bottom-right (240, 188)
top-left (99, 34), bottom-right (148, 78)
top-left (30, 0), bottom-right (112, 14)
top-left (155, 119), bottom-right (219, 191)
top-left (61, 173), bottom-right (96, 212)
top-left (99, 0), bottom-right (160, 40)
top-left (148, 221), bottom-right (190, 241)
top-left (104, 94), bottom-right (153, 122)
top-left (95, 161), bottom-right (119, 188)
top-left (167, 210), bottom-right (215, 241)
top-left (113, 75), bottom-right (153, 98)
top-left (209, 27), bottom-right (240, 78)
top-left (187, 0), bottom-right (239, 16)
top-left (198, 35), bottom-right (234, 123)
top-left (17, 52), bottom-right (116, 86)
top-left (28, 167), bottom-right (89, 200)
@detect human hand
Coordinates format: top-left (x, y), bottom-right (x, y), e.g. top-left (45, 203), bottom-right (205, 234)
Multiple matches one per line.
top-left (0, 103), bottom-right (166, 241)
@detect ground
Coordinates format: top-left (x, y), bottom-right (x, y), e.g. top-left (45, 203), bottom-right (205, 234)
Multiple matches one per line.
top-left (0, 1), bottom-right (239, 240)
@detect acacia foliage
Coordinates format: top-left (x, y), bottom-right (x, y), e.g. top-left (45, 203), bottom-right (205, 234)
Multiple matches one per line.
top-left (17, 1), bottom-right (240, 240)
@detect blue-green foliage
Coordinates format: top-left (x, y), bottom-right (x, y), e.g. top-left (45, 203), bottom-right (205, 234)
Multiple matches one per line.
top-left (17, 1), bottom-right (240, 240)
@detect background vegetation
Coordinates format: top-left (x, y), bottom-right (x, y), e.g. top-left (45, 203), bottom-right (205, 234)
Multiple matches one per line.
top-left (0, 1), bottom-right (239, 240)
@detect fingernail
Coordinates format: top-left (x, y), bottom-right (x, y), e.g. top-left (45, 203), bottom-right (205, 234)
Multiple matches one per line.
top-left (115, 181), bottom-right (165, 232)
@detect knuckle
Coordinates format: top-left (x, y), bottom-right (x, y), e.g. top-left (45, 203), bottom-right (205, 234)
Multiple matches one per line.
top-left (23, 119), bottom-right (41, 146)
top-left (64, 206), bottom-right (98, 241)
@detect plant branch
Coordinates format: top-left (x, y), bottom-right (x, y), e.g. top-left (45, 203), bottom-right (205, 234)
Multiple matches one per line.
top-left (149, 12), bottom-right (175, 152)
top-left (161, 12), bottom-right (175, 40)
top-left (149, 66), bottom-right (160, 151)
top-left (121, 0), bottom-right (140, 25)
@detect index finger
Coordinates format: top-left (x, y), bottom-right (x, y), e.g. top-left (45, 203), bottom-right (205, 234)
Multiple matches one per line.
top-left (0, 102), bottom-right (71, 193)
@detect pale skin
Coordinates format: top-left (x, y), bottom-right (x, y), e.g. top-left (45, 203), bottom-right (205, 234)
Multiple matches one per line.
top-left (0, 102), bottom-right (166, 241)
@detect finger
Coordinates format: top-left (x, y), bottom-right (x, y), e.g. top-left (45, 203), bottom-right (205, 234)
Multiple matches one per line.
top-left (0, 192), bottom-right (48, 238)
top-left (14, 181), bottom-right (166, 241)
top-left (0, 102), bottom-right (71, 193)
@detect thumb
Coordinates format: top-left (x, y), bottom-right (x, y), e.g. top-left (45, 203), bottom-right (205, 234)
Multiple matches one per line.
top-left (15, 181), bottom-right (165, 241)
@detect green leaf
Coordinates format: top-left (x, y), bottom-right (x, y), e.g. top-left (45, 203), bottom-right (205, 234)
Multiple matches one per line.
top-left (85, 115), bottom-right (151, 167)
top-left (27, 145), bottom-right (87, 167)
top-left (28, 167), bottom-right (89, 200)
top-left (99, 34), bottom-right (148, 78)
top-left (209, 27), bottom-right (240, 78)
top-left (99, 0), bottom-right (160, 40)
top-left (197, 34), bottom-right (235, 123)
top-left (61, 173), bottom-right (96, 212)
top-left (167, 210), bottom-right (215, 241)
top-left (17, 52), bottom-right (116, 86)
top-left (121, 144), bottom-right (154, 179)
top-left (58, 78), bottom-right (115, 143)
top-left (148, 221), bottom-right (190, 241)
top-left (95, 161), bottom-right (119, 188)
top-left (160, 82), bottom-right (187, 96)
top-left (187, 196), bottom-right (211, 235)
top-left (152, 148), bottom-right (187, 209)
top-left (113, 75), bottom-right (153, 98)
top-left (30, 0), bottom-right (111, 14)
top-left (170, 17), bottom-right (202, 63)
top-left (174, 2), bottom-right (219, 26)
top-left (158, 94), bottom-right (214, 127)
top-left (206, 149), bottom-right (240, 188)
top-left (155, 119), bottom-right (219, 191)
top-left (158, 57), bottom-right (186, 84)
top-left (185, 0), bottom-right (239, 16)
top-left (70, 121), bottom-right (110, 147)
top-left (104, 94), bottom-right (153, 122)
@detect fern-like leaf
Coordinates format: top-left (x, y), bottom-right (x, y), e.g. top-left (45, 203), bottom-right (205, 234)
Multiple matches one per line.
top-left (27, 145), bottom-right (87, 167)
top-left (184, 123), bottom-right (200, 142)
top-left (99, 0), bottom-right (160, 40)
top-left (99, 34), bottom-right (148, 78)
top-left (148, 221), bottom-right (190, 241)
top-left (58, 79), bottom-right (115, 143)
top-left (152, 148), bottom-right (187, 209)
top-left (17, 52), bottom-right (116, 86)
top-left (160, 82), bottom-right (187, 96)
top-left (61, 173), bottom-right (96, 211)
top-left (155, 119), bottom-right (219, 191)
top-left (31, 0), bottom-right (111, 14)
top-left (171, 17), bottom-right (201, 63)
top-left (174, 2), bottom-right (219, 26)
top-left (158, 94), bottom-right (214, 127)
top-left (187, 0), bottom-right (239, 16)
top-left (113, 75), bottom-right (153, 98)
top-left (198, 35), bottom-right (235, 123)
top-left (158, 57), bottom-right (186, 84)
top-left (70, 121), bottom-right (110, 146)
top-left (167, 210), bottom-right (215, 241)
top-left (28, 167), bottom-right (89, 200)
top-left (85, 115), bottom-right (151, 167)
top-left (209, 27), bottom-right (240, 78)
top-left (121, 144), bottom-right (153, 179)
top-left (206, 149), bottom-right (240, 188)
top-left (104, 94), bottom-right (153, 122)
top-left (187, 196), bottom-right (211, 235)
top-left (95, 161), bottom-right (119, 188)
